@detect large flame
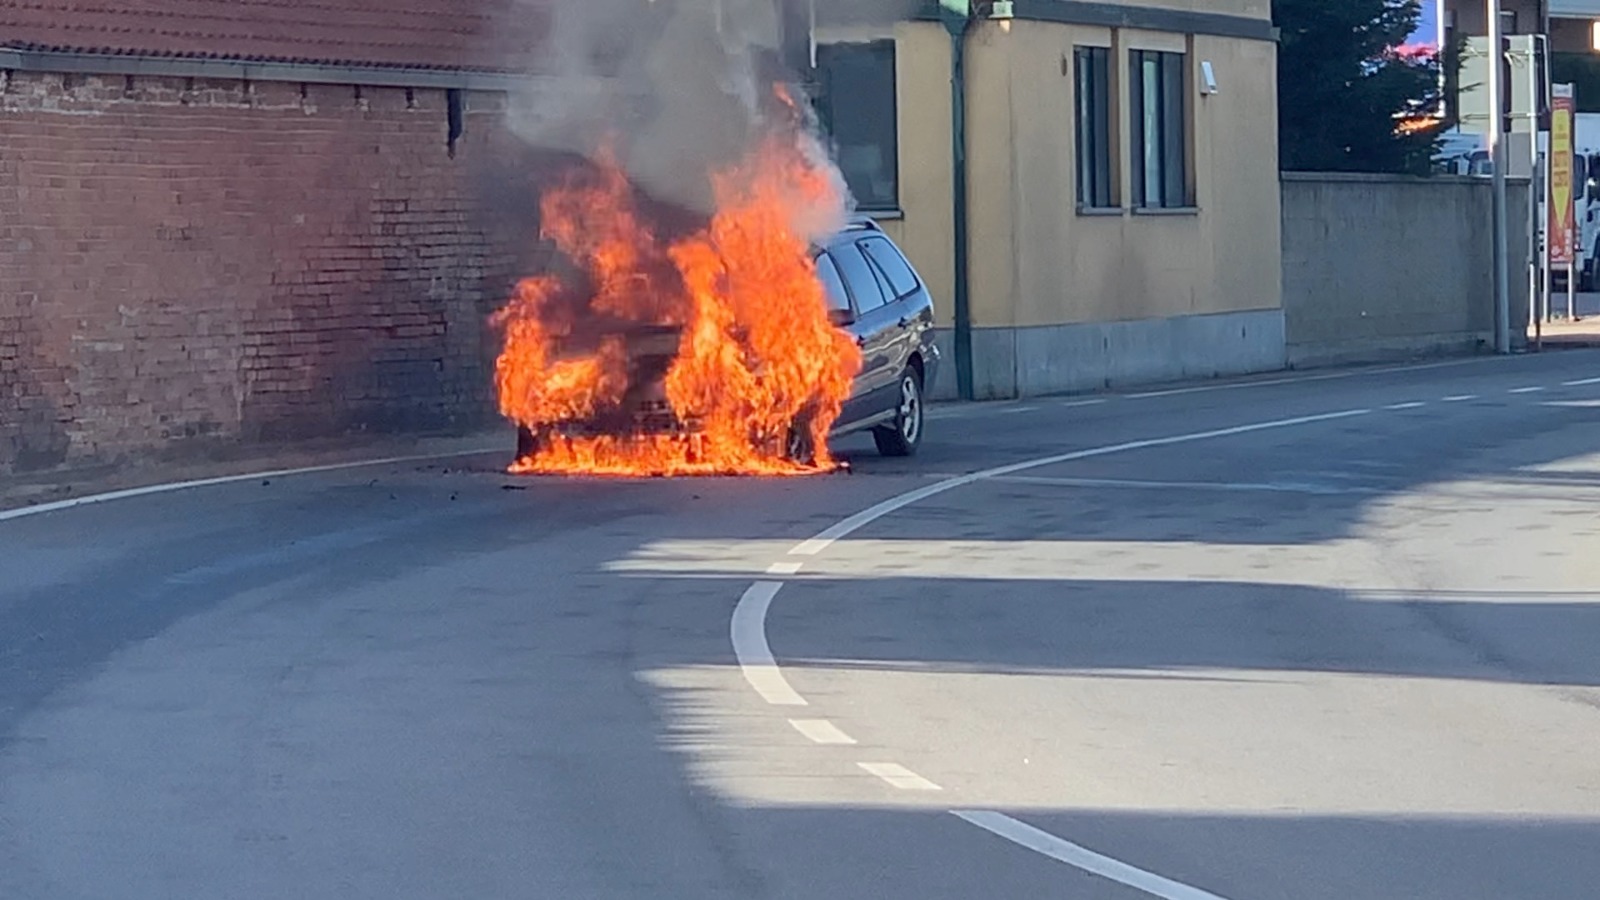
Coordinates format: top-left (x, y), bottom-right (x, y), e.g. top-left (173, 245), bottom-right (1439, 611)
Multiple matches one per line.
top-left (492, 133), bottom-right (862, 476)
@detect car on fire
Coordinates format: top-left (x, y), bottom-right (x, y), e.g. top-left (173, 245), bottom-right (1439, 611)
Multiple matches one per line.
top-left (515, 217), bottom-right (940, 465)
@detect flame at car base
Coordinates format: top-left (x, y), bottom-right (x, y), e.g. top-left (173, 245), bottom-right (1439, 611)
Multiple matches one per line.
top-left (491, 130), bottom-right (863, 477)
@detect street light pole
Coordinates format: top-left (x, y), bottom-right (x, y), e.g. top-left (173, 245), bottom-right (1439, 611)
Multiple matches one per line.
top-left (1488, 0), bottom-right (1514, 353)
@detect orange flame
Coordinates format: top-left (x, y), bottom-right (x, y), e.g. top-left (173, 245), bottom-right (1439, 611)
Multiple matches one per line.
top-left (492, 134), bottom-right (862, 477)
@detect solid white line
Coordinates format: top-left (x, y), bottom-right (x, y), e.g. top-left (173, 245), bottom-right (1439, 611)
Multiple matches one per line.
top-left (766, 561), bottom-right (804, 575)
top-left (1122, 357), bottom-right (1486, 400)
top-left (1061, 398), bottom-right (1110, 408)
top-left (1564, 376), bottom-right (1600, 386)
top-left (859, 762), bottom-right (941, 791)
top-left (1441, 394), bottom-right (1478, 402)
top-left (731, 581), bottom-right (808, 706)
top-left (788, 408), bottom-right (1370, 557)
top-left (1383, 401), bottom-right (1427, 410)
top-left (1509, 386), bottom-right (1546, 394)
top-left (789, 719), bottom-right (857, 745)
top-left (1000, 406), bottom-right (1040, 415)
top-left (954, 811), bottom-right (1232, 900)
top-left (0, 447), bottom-right (498, 524)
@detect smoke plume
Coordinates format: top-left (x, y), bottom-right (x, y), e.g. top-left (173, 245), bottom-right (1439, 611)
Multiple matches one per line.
top-left (500, 0), bottom-right (850, 243)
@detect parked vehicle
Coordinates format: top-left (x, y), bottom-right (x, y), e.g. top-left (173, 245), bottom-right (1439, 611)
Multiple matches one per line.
top-left (515, 217), bottom-right (940, 463)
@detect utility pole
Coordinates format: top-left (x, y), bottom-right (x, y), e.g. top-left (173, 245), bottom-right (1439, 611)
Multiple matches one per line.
top-left (1488, 0), bottom-right (1513, 354)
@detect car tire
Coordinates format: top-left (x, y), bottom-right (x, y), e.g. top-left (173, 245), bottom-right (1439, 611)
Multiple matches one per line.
top-left (873, 367), bottom-right (924, 457)
top-left (783, 418), bottom-right (817, 466)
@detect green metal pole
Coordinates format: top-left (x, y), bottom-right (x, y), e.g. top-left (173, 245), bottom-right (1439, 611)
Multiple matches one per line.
top-left (941, 2), bottom-right (974, 400)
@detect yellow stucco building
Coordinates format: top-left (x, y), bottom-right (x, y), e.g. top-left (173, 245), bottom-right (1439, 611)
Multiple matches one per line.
top-left (807, 0), bottom-right (1286, 399)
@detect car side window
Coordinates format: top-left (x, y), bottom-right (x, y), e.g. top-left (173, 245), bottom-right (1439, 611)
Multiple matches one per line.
top-left (859, 236), bottom-right (920, 300)
top-left (814, 252), bottom-right (852, 313)
top-left (830, 241), bottom-right (889, 314)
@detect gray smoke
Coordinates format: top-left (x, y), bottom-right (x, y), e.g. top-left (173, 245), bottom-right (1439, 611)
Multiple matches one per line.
top-left (501, 0), bottom-right (847, 238)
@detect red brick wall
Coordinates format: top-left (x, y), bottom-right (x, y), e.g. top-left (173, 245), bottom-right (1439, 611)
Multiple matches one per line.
top-left (0, 71), bottom-right (523, 475)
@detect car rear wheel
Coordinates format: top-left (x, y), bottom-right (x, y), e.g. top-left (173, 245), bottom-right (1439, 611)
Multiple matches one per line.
top-left (873, 367), bottom-right (923, 457)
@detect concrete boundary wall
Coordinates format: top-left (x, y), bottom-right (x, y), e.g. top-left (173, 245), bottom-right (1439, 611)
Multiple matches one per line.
top-left (927, 308), bottom-right (1287, 401)
top-left (1282, 172), bottom-right (1531, 368)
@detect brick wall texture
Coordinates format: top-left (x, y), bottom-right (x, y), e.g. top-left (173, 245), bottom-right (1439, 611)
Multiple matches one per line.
top-left (0, 72), bottom-right (523, 475)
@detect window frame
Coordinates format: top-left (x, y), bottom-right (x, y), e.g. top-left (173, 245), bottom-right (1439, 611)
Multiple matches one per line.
top-left (1128, 47), bottom-right (1193, 211)
top-left (813, 40), bottom-right (901, 214)
top-left (1074, 45), bottom-right (1116, 211)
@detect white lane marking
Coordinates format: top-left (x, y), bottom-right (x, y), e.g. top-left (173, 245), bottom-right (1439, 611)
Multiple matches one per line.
top-left (954, 811), bottom-right (1232, 900)
top-left (1061, 398), bottom-right (1109, 408)
top-left (1383, 401), bottom-right (1427, 410)
top-left (1509, 386), bottom-right (1546, 394)
top-left (731, 581), bottom-right (808, 706)
top-left (1000, 406), bottom-right (1041, 415)
top-left (859, 762), bottom-right (942, 791)
top-left (766, 561), bottom-right (804, 575)
top-left (787, 408), bottom-right (1370, 557)
top-left (1441, 394), bottom-right (1478, 402)
top-left (989, 475), bottom-right (1370, 496)
top-left (789, 719), bottom-right (857, 745)
top-left (1564, 376), bottom-right (1600, 386)
top-left (0, 447), bottom-right (498, 524)
top-left (1122, 357), bottom-right (1486, 399)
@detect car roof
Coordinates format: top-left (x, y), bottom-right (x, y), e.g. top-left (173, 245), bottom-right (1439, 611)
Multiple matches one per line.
top-left (813, 215), bottom-right (887, 255)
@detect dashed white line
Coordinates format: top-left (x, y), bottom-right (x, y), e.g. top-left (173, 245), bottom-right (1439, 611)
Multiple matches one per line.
top-left (954, 811), bottom-right (1233, 900)
top-left (1061, 398), bottom-right (1109, 408)
top-left (1383, 401), bottom-right (1428, 410)
top-left (1000, 406), bottom-right (1040, 415)
top-left (789, 719), bottom-right (857, 745)
top-left (1441, 394), bottom-right (1478, 402)
top-left (1122, 357), bottom-right (1487, 399)
top-left (859, 762), bottom-right (942, 791)
top-left (730, 581), bottom-right (807, 706)
top-left (766, 561), bottom-right (804, 576)
top-left (990, 475), bottom-right (1367, 496)
top-left (1510, 386), bottom-right (1547, 394)
top-left (1563, 376), bottom-right (1600, 386)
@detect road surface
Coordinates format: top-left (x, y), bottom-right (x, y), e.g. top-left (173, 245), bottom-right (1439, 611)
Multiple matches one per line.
top-left (3, 351), bottom-right (1599, 899)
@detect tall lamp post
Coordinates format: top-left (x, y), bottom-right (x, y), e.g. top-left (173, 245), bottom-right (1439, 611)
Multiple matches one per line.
top-left (1488, 0), bottom-right (1513, 354)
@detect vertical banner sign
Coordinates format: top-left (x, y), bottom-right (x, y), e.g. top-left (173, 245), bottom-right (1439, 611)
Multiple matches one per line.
top-left (1550, 84), bottom-right (1576, 267)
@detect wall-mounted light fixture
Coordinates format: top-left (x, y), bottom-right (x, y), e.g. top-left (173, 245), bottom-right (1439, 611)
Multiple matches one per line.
top-left (1200, 60), bottom-right (1219, 95)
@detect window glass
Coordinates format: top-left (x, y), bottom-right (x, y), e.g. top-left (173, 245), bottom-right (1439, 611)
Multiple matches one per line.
top-left (814, 252), bottom-right (851, 312)
top-left (859, 236), bottom-right (920, 299)
top-left (814, 42), bottom-right (899, 211)
top-left (1129, 49), bottom-right (1191, 209)
top-left (830, 241), bottom-right (889, 313)
top-left (1074, 46), bottom-right (1114, 208)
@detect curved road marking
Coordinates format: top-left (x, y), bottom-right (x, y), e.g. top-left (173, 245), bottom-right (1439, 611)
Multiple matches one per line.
top-left (0, 448), bottom-right (498, 523)
top-left (954, 811), bottom-right (1230, 900)
top-left (732, 407), bottom-right (1378, 897)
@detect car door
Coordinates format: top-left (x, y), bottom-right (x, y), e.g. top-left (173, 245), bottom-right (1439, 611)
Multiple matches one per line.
top-left (825, 240), bottom-right (899, 428)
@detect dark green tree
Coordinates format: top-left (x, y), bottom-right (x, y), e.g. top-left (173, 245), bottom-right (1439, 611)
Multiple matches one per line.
top-left (1274, 0), bottom-right (1454, 174)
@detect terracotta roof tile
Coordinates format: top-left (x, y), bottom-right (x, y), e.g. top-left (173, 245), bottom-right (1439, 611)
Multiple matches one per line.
top-left (0, 0), bottom-right (550, 70)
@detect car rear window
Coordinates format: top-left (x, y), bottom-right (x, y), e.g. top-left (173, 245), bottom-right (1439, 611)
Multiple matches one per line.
top-left (859, 236), bottom-right (920, 299)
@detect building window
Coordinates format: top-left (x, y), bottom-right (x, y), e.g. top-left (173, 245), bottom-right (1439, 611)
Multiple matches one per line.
top-left (814, 41), bottom-right (899, 211)
top-left (1129, 49), bottom-right (1191, 209)
top-left (1075, 46), bottom-right (1115, 209)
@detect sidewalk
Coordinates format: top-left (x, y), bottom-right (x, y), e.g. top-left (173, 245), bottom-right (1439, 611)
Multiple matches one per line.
top-left (0, 428), bottom-right (509, 514)
top-left (1533, 292), bottom-right (1600, 349)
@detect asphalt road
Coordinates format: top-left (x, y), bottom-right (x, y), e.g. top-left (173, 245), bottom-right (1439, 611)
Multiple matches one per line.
top-left (3, 351), bottom-right (1599, 899)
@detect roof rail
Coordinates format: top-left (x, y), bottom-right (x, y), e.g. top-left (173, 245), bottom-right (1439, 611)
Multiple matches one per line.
top-left (842, 214), bottom-right (884, 233)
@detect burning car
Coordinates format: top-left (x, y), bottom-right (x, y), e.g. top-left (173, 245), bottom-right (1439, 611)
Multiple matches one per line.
top-left (512, 217), bottom-right (939, 472)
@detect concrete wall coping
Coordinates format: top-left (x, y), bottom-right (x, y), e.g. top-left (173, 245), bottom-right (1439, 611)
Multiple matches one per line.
top-left (1282, 171), bottom-right (1533, 187)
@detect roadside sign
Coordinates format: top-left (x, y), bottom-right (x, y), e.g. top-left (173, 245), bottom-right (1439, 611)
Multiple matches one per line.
top-left (1550, 84), bottom-right (1576, 267)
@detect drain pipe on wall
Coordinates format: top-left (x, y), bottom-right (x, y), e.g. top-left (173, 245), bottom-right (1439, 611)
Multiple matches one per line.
top-left (940, 0), bottom-right (975, 400)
